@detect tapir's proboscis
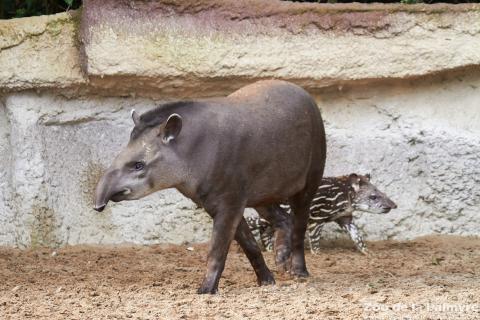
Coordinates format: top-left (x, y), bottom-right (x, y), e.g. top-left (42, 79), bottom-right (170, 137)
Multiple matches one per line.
top-left (94, 80), bottom-right (327, 294)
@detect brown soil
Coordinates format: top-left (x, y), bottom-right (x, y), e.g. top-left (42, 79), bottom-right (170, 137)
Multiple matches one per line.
top-left (1, 235), bottom-right (479, 320)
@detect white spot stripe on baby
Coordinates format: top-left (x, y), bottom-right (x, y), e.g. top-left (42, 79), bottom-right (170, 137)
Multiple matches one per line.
top-left (311, 196), bottom-right (327, 203)
top-left (310, 201), bottom-right (327, 208)
top-left (310, 206), bottom-right (336, 214)
top-left (310, 203), bottom-right (326, 211)
top-left (318, 208), bottom-right (341, 214)
top-left (325, 192), bottom-right (343, 201)
top-left (308, 223), bottom-right (324, 230)
top-left (336, 200), bottom-right (349, 207)
top-left (318, 185), bottom-right (333, 189)
top-left (310, 215), bottom-right (330, 221)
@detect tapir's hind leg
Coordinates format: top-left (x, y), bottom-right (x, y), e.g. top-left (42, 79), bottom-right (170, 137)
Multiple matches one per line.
top-left (199, 202), bottom-right (274, 294)
top-left (255, 205), bottom-right (293, 273)
top-left (288, 187), bottom-right (317, 277)
top-left (235, 218), bottom-right (275, 285)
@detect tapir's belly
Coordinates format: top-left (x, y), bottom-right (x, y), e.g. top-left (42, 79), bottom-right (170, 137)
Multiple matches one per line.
top-left (222, 96), bottom-right (314, 206)
top-left (243, 141), bottom-right (312, 206)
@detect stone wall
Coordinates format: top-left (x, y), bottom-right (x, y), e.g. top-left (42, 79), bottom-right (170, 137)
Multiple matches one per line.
top-left (0, 0), bottom-right (479, 247)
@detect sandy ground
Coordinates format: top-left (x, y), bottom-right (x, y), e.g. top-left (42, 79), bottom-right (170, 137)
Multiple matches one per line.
top-left (0, 235), bottom-right (479, 320)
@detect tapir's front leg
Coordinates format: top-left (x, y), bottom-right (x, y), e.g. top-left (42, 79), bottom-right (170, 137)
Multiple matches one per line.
top-left (198, 204), bottom-right (244, 294)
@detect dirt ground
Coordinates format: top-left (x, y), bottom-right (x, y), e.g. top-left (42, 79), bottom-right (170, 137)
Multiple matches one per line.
top-left (0, 235), bottom-right (479, 320)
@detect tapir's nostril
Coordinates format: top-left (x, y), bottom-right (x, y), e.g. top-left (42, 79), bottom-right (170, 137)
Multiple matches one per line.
top-left (94, 204), bottom-right (106, 212)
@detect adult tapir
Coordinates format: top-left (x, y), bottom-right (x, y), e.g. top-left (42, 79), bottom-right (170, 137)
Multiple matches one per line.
top-left (93, 80), bottom-right (327, 294)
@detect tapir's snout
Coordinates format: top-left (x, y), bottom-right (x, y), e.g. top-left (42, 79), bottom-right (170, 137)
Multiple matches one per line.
top-left (381, 199), bottom-right (397, 213)
top-left (388, 198), bottom-right (398, 210)
top-left (93, 169), bottom-right (118, 213)
top-left (94, 166), bottom-right (138, 212)
top-left (93, 203), bottom-right (106, 212)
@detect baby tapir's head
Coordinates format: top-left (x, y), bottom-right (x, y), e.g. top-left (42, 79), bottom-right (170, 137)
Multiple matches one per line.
top-left (348, 174), bottom-right (397, 214)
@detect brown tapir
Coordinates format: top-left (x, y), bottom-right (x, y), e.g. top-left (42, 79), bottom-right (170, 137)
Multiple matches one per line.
top-left (93, 80), bottom-right (327, 294)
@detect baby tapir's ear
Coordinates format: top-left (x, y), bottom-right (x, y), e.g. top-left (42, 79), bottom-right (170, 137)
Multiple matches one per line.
top-left (348, 173), bottom-right (361, 192)
top-left (160, 113), bottom-right (182, 144)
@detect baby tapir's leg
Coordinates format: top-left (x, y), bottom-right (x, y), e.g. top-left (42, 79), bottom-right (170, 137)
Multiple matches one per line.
top-left (307, 222), bottom-right (324, 254)
top-left (255, 205), bottom-right (293, 273)
top-left (259, 221), bottom-right (275, 252)
top-left (245, 216), bottom-right (274, 251)
top-left (336, 216), bottom-right (368, 254)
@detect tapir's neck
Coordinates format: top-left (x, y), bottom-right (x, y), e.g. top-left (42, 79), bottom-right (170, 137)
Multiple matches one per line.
top-left (176, 180), bottom-right (204, 208)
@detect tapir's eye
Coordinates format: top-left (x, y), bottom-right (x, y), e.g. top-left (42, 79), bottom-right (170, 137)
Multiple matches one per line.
top-left (134, 161), bottom-right (145, 171)
top-left (369, 195), bottom-right (378, 201)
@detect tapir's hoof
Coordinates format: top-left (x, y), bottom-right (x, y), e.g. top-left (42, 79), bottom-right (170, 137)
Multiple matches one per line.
top-left (258, 272), bottom-right (276, 286)
top-left (197, 285), bottom-right (218, 294)
top-left (197, 277), bottom-right (219, 294)
top-left (276, 261), bottom-right (291, 274)
top-left (360, 248), bottom-right (369, 256)
top-left (291, 267), bottom-right (310, 278)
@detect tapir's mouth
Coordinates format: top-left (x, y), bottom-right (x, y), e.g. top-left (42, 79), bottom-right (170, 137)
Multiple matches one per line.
top-left (93, 189), bottom-right (131, 212)
top-left (110, 188), bottom-right (131, 202)
top-left (382, 207), bottom-right (392, 214)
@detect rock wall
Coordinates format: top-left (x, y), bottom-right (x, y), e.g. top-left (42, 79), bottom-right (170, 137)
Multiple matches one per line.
top-left (0, 98), bottom-right (15, 245)
top-left (0, 0), bottom-right (479, 247)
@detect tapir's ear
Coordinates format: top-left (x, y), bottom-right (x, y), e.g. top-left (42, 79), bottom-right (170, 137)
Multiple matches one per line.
top-left (348, 173), bottom-right (360, 192)
top-left (160, 113), bottom-right (182, 144)
top-left (131, 109), bottom-right (140, 126)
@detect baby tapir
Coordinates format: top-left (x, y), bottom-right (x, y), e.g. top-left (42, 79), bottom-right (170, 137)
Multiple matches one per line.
top-left (93, 80), bottom-right (326, 294)
top-left (246, 174), bottom-right (397, 254)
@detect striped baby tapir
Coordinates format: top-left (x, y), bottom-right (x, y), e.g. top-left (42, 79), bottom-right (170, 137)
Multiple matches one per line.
top-left (246, 174), bottom-right (397, 254)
